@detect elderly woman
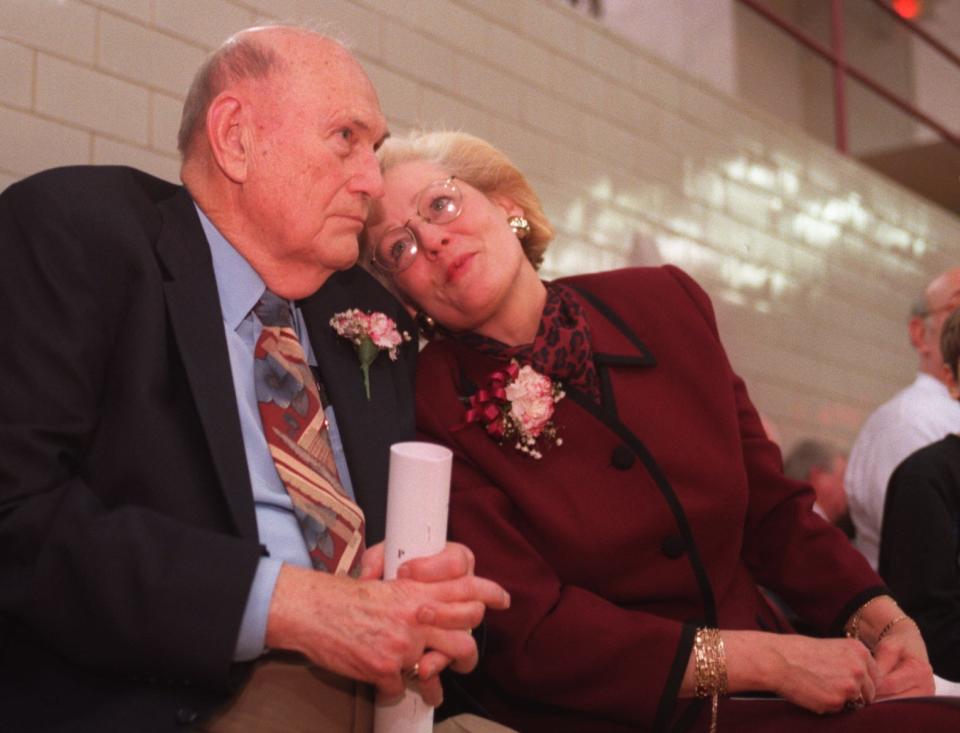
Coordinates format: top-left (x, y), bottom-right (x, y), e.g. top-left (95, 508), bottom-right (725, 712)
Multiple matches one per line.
top-left (362, 131), bottom-right (959, 732)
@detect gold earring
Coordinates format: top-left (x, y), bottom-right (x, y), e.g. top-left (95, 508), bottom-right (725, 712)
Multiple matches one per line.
top-left (508, 215), bottom-right (531, 240)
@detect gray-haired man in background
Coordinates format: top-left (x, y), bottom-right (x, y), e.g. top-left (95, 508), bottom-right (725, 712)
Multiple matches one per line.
top-left (845, 267), bottom-right (960, 569)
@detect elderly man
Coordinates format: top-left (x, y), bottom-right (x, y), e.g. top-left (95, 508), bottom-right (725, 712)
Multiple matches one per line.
top-left (0, 25), bottom-right (508, 733)
top-left (784, 439), bottom-right (853, 537)
top-left (880, 306), bottom-right (960, 691)
top-left (846, 267), bottom-right (960, 569)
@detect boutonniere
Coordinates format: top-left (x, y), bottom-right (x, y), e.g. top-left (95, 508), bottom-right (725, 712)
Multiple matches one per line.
top-left (330, 309), bottom-right (411, 399)
top-left (458, 360), bottom-right (564, 459)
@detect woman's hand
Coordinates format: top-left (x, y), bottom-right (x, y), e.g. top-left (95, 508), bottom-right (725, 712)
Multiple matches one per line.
top-left (851, 595), bottom-right (935, 699)
top-left (697, 631), bottom-right (879, 714)
top-left (873, 620), bottom-right (934, 699)
top-left (770, 635), bottom-right (879, 713)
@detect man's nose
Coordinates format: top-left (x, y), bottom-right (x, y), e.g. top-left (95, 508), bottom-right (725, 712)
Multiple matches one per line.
top-left (350, 147), bottom-right (384, 199)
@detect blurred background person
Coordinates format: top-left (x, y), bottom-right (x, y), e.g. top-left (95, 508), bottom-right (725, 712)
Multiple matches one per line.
top-left (846, 267), bottom-right (960, 569)
top-left (880, 307), bottom-right (960, 691)
top-left (785, 439), bottom-right (854, 538)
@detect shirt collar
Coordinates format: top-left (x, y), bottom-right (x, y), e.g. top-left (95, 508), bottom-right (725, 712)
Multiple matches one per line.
top-left (914, 371), bottom-right (952, 397)
top-left (196, 204), bottom-right (265, 331)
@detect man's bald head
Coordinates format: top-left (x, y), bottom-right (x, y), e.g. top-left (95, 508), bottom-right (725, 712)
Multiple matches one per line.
top-left (178, 23), bottom-right (387, 299)
top-left (177, 24), bottom-right (346, 159)
top-left (909, 266), bottom-right (960, 381)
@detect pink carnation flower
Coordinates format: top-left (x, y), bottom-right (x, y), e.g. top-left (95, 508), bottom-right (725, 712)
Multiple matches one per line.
top-left (330, 309), bottom-right (410, 399)
top-left (367, 311), bottom-right (403, 353)
top-left (459, 360), bottom-right (564, 459)
top-left (505, 366), bottom-right (556, 437)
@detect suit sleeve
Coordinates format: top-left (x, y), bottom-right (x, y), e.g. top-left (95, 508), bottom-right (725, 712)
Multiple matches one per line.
top-left (881, 456), bottom-right (960, 681)
top-left (417, 350), bottom-right (693, 730)
top-left (0, 176), bottom-right (260, 686)
top-left (664, 265), bottom-right (884, 633)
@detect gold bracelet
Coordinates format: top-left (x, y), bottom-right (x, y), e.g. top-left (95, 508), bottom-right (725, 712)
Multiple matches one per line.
top-left (694, 627), bottom-right (727, 733)
top-left (845, 595), bottom-right (893, 641)
top-left (876, 614), bottom-right (920, 644)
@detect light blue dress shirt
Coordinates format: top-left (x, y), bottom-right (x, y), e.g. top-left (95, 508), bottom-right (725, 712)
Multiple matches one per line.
top-left (197, 207), bottom-right (356, 661)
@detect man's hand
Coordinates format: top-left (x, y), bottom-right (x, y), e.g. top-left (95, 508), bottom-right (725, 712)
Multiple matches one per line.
top-left (266, 543), bottom-right (509, 706)
top-left (397, 542), bottom-right (504, 695)
top-left (358, 542), bottom-right (386, 581)
top-left (360, 542), bottom-right (509, 695)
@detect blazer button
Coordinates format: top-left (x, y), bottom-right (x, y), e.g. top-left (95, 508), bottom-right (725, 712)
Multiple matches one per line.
top-left (661, 535), bottom-right (687, 559)
top-left (611, 445), bottom-right (635, 470)
top-left (176, 707), bottom-right (199, 726)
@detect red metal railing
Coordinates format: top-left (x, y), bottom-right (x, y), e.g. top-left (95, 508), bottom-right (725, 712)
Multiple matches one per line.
top-left (735, 0), bottom-right (960, 153)
top-left (868, 0), bottom-right (960, 69)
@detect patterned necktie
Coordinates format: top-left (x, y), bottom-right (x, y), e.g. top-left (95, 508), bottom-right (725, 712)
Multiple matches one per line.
top-left (253, 290), bottom-right (365, 577)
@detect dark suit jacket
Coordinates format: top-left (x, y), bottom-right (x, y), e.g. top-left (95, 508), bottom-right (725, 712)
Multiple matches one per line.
top-left (0, 166), bottom-right (416, 731)
top-left (880, 434), bottom-right (960, 682)
top-left (415, 266), bottom-right (883, 733)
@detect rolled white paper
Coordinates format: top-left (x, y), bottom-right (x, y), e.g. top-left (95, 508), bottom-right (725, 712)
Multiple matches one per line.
top-left (373, 441), bottom-right (453, 733)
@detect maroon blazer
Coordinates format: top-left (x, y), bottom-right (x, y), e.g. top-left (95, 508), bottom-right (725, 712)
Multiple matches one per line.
top-left (416, 266), bottom-right (884, 732)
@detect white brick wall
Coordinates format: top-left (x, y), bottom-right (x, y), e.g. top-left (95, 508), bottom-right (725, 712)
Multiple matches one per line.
top-left (0, 105), bottom-right (90, 174)
top-left (1, 0), bottom-right (958, 452)
top-left (153, 0), bottom-right (256, 49)
top-left (0, 39), bottom-right (33, 109)
top-left (152, 92), bottom-right (185, 152)
top-left (92, 136), bottom-right (181, 182)
top-left (310, 0), bottom-right (380, 59)
top-left (0, 0), bottom-right (97, 63)
top-left (36, 54), bottom-right (150, 143)
top-left (98, 14), bottom-right (207, 95)
top-left (86, 0), bottom-right (152, 23)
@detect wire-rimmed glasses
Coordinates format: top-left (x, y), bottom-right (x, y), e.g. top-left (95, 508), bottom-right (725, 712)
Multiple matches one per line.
top-left (371, 176), bottom-right (463, 274)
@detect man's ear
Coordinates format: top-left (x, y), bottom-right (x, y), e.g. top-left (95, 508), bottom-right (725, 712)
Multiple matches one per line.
top-left (942, 361), bottom-right (960, 400)
top-left (909, 315), bottom-right (928, 352)
top-left (205, 92), bottom-right (249, 183)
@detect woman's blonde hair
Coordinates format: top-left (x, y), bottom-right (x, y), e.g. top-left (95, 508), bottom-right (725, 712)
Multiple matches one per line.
top-left (374, 130), bottom-right (554, 268)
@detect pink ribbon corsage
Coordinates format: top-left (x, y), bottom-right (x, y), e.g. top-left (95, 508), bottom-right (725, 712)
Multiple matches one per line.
top-left (457, 360), bottom-right (564, 459)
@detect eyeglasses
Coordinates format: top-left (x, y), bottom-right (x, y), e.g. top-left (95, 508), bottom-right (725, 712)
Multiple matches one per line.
top-left (371, 177), bottom-right (463, 273)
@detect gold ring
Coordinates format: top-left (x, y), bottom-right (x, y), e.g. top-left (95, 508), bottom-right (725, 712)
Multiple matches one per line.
top-left (844, 694), bottom-right (865, 711)
top-left (403, 662), bottom-right (420, 680)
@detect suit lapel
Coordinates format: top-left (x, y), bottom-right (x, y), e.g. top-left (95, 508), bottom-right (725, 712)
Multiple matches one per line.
top-left (155, 189), bottom-right (258, 540)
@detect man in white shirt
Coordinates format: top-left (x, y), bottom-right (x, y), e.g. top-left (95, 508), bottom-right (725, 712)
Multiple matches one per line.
top-left (845, 267), bottom-right (960, 569)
